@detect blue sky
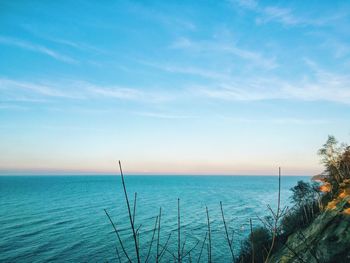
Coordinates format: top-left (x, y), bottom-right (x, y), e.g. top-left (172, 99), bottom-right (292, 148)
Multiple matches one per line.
top-left (1, 0), bottom-right (350, 175)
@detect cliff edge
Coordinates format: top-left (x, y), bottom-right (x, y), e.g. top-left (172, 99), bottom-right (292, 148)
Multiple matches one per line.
top-left (270, 181), bottom-right (350, 263)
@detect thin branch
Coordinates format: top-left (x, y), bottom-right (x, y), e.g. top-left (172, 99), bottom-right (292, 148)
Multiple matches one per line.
top-left (118, 160), bottom-right (141, 263)
top-left (104, 209), bottom-right (132, 263)
top-left (137, 232), bottom-right (140, 258)
top-left (183, 239), bottom-right (200, 259)
top-left (115, 246), bottom-right (121, 263)
top-left (250, 218), bottom-right (254, 263)
top-left (159, 244), bottom-right (177, 262)
top-left (220, 201), bottom-right (235, 262)
top-left (156, 207), bottom-right (162, 263)
top-left (283, 242), bottom-right (307, 263)
top-left (136, 224), bottom-right (142, 234)
top-left (297, 231), bottom-right (320, 263)
top-left (230, 230), bottom-right (234, 247)
top-left (207, 243), bottom-right (210, 263)
top-left (206, 206), bottom-right (212, 263)
top-left (181, 236), bottom-right (187, 258)
top-left (196, 232), bottom-right (207, 263)
top-left (145, 216), bottom-right (159, 263)
top-left (178, 198), bottom-right (181, 263)
top-left (133, 192), bottom-right (137, 225)
top-left (265, 167), bottom-right (281, 263)
top-left (159, 232), bottom-right (173, 262)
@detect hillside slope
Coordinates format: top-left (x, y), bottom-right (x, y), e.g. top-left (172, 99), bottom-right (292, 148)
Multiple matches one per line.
top-left (271, 184), bottom-right (350, 263)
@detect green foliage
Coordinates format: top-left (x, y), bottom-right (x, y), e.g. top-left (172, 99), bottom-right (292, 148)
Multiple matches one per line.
top-left (291, 181), bottom-right (314, 206)
top-left (290, 181), bottom-right (320, 206)
top-left (237, 136), bottom-right (350, 262)
top-left (281, 201), bottom-right (320, 237)
top-left (318, 135), bottom-right (350, 193)
top-left (237, 227), bottom-right (271, 263)
top-left (280, 181), bottom-right (322, 237)
top-left (281, 206), bottom-right (305, 236)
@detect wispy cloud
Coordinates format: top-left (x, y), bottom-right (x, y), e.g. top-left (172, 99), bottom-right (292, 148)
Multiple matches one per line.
top-left (0, 103), bottom-right (28, 111)
top-left (191, 63), bottom-right (350, 104)
top-left (126, 1), bottom-right (196, 31)
top-left (218, 115), bottom-right (328, 125)
top-left (141, 60), bottom-right (229, 80)
top-left (170, 37), bottom-right (277, 69)
top-left (256, 6), bottom-right (299, 25)
top-left (0, 78), bottom-right (82, 99)
top-left (321, 38), bottom-right (350, 59)
top-left (0, 77), bottom-right (174, 104)
top-left (48, 38), bottom-right (106, 54)
top-left (85, 82), bottom-right (172, 103)
top-left (89, 86), bottom-right (143, 100)
top-left (0, 36), bottom-right (77, 64)
top-left (233, 0), bottom-right (346, 27)
top-left (134, 111), bottom-right (195, 119)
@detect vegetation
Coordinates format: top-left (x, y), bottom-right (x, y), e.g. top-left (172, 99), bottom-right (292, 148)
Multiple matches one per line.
top-left (105, 136), bottom-right (350, 262)
top-left (237, 226), bottom-right (271, 263)
top-left (318, 135), bottom-right (350, 195)
top-left (237, 135), bottom-right (350, 263)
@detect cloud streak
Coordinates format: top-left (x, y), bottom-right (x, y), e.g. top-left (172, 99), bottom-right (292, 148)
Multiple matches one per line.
top-left (0, 78), bottom-right (173, 104)
top-left (0, 78), bottom-right (81, 99)
top-left (191, 66), bottom-right (350, 104)
top-left (134, 111), bottom-right (195, 119)
top-left (170, 37), bottom-right (277, 69)
top-left (233, 0), bottom-right (346, 27)
top-left (0, 36), bottom-right (77, 64)
top-left (218, 115), bottom-right (328, 125)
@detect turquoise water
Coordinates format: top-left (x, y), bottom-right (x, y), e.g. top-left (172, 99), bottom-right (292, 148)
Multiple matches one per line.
top-left (0, 175), bottom-right (309, 262)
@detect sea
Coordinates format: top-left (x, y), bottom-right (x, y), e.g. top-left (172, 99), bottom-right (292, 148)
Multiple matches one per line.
top-left (0, 175), bottom-right (311, 262)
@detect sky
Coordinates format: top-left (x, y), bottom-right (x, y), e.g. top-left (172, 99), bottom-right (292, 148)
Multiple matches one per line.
top-left (1, 0), bottom-right (350, 175)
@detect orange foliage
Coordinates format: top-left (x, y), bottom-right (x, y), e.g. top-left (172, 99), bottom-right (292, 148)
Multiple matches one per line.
top-left (320, 183), bottom-right (331, 193)
top-left (327, 200), bottom-right (338, 210)
top-left (343, 208), bottom-right (350, 215)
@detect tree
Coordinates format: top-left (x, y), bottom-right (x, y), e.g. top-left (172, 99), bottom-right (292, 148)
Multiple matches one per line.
top-left (318, 135), bottom-right (344, 188)
top-left (290, 181), bottom-right (320, 225)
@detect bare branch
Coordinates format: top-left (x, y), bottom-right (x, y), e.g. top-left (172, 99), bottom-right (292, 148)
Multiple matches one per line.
top-left (118, 160), bottom-right (141, 263)
top-left (145, 216), bottom-right (159, 263)
top-left (220, 201), bottom-right (235, 262)
top-left (104, 209), bottom-right (132, 263)
top-left (206, 206), bottom-right (212, 263)
top-left (196, 232), bottom-right (207, 263)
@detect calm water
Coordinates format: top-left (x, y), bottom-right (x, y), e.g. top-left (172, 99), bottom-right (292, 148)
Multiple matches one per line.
top-left (0, 175), bottom-right (310, 262)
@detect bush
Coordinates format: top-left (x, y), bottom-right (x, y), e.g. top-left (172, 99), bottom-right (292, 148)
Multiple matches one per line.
top-left (237, 227), bottom-right (271, 263)
top-left (280, 181), bottom-right (321, 236)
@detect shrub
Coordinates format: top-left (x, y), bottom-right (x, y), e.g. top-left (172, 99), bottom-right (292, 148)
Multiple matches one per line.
top-left (237, 227), bottom-right (271, 263)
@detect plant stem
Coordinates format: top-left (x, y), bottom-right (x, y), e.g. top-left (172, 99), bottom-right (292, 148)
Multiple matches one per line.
top-left (220, 201), bottom-right (235, 262)
top-left (118, 160), bottom-right (140, 263)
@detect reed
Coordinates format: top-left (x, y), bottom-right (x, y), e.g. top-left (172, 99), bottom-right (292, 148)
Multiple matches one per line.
top-left (265, 167), bottom-right (284, 263)
top-left (220, 201), bottom-right (235, 262)
top-left (178, 198), bottom-right (181, 263)
top-left (106, 162), bottom-right (298, 262)
top-left (118, 160), bottom-right (141, 263)
top-left (144, 216), bottom-right (158, 263)
top-left (249, 218), bottom-right (254, 263)
top-left (133, 192), bottom-right (137, 225)
top-left (158, 232), bottom-right (172, 261)
top-left (104, 209), bottom-right (131, 262)
top-left (156, 207), bottom-right (161, 263)
top-left (206, 206), bottom-right (212, 263)
top-left (106, 161), bottom-right (242, 262)
top-left (196, 232), bottom-right (207, 263)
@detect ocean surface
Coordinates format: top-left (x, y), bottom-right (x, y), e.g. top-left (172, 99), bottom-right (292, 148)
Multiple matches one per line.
top-left (0, 175), bottom-right (311, 262)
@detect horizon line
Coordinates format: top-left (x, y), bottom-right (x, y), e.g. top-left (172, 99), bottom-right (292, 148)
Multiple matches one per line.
top-left (0, 173), bottom-right (314, 177)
